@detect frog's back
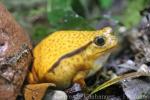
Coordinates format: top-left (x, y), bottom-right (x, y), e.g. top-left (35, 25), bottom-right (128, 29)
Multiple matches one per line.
top-left (33, 30), bottom-right (95, 79)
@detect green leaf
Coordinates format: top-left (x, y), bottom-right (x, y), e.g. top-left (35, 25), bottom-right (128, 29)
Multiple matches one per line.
top-left (71, 0), bottom-right (85, 17)
top-left (55, 12), bottom-right (94, 30)
top-left (32, 25), bottom-right (49, 43)
top-left (98, 0), bottom-right (112, 9)
top-left (121, 0), bottom-right (150, 28)
top-left (121, 0), bottom-right (142, 28)
top-left (47, 0), bottom-right (93, 30)
top-left (47, 0), bottom-right (72, 25)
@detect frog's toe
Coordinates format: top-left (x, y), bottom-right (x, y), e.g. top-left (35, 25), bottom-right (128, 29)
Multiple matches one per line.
top-left (73, 77), bottom-right (86, 88)
top-left (73, 71), bottom-right (88, 88)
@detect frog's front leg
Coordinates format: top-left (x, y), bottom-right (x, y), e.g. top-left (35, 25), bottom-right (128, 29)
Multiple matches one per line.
top-left (73, 70), bottom-right (89, 88)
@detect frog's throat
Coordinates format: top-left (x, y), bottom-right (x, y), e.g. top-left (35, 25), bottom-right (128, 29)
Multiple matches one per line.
top-left (87, 53), bottom-right (110, 77)
top-left (48, 41), bottom-right (93, 72)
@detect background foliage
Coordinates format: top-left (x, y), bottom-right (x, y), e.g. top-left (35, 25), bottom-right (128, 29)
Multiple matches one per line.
top-left (0, 0), bottom-right (150, 44)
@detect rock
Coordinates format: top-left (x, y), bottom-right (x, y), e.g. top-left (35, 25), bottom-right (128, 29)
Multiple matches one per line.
top-left (43, 90), bottom-right (67, 100)
top-left (0, 3), bottom-right (32, 100)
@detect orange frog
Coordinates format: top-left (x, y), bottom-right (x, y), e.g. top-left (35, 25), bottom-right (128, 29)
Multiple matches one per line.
top-left (28, 27), bottom-right (118, 89)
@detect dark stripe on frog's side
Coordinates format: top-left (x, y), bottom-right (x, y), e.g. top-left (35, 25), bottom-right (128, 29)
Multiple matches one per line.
top-left (48, 41), bottom-right (92, 72)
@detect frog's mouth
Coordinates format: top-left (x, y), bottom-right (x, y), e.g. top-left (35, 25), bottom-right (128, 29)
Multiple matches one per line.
top-left (94, 45), bottom-right (118, 56)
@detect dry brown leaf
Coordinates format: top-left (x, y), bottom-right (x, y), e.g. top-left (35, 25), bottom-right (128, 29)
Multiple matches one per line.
top-left (24, 83), bottom-right (56, 100)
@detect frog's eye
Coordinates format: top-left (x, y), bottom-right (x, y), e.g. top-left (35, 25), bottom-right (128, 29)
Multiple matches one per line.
top-left (94, 36), bottom-right (105, 46)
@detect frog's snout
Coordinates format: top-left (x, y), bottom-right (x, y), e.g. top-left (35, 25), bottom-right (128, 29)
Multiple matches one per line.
top-left (110, 35), bottom-right (118, 48)
top-left (103, 27), bottom-right (112, 34)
